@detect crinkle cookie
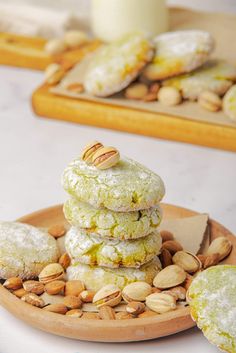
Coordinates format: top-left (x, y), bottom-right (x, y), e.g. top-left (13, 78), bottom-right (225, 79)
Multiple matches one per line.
top-left (65, 226), bottom-right (162, 268)
top-left (223, 84), bottom-right (236, 122)
top-left (63, 198), bottom-right (162, 240)
top-left (62, 156), bottom-right (165, 212)
top-left (84, 33), bottom-right (154, 97)
top-left (67, 257), bottom-right (162, 291)
top-left (187, 265), bottom-right (236, 353)
top-left (0, 221), bottom-right (59, 280)
top-left (143, 30), bottom-right (214, 81)
top-left (163, 60), bottom-right (236, 100)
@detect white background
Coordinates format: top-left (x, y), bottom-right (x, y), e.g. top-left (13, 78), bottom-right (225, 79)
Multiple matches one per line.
top-left (1, 1), bottom-right (236, 353)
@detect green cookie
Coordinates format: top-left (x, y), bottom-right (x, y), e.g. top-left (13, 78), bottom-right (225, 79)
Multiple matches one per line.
top-left (64, 198), bottom-right (162, 240)
top-left (62, 156), bottom-right (165, 212)
top-left (188, 265), bottom-right (236, 353)
top-left (0, 221), bottom-right (59, 280)
top-left (67, 257), bottom-right (161, 291)
top-left (65, 226), bottom-right (162, 268)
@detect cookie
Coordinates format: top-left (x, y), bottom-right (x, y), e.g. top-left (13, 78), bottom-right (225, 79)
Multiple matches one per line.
top-left (84, 33), bottom-right (154, 97)
top-left (67, 257), bottom-right (162, 291)
top-left (63, 198), bottom-right (162, 240)
top-left (187, 265), bottom-right (236, 353)
top-left (163, 60), bottom-right (236, 101)
top-left (143, 30), bottom-right (214, 81)
top-left (65, 226), bottom-right (162, 268)
top-left (223, 84), bottom-right (236, 122)
top-left (0, 221), bottom-right (59, 280)
top-left (62, 156), bottom-right (165, 212)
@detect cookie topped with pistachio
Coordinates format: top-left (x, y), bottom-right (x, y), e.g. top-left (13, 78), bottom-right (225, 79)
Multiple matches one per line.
top-left (62, 146), bottom-right (165, 212)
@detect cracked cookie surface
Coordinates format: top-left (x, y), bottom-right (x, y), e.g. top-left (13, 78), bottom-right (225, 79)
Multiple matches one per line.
top-left (0, 221), bottom-right (59, 279)
top-left (62, 156), bottom-right (165, 212)
top-left (188, 265), bottom-right (236, 353)
top-left (65, 226), bottom-right (162, 268)
top-left (84, 33), bottom-right (154, 97)
top-left (64, 198), bottom-right (162, 240)
top-left (67, 257), bottom-right (162, 291)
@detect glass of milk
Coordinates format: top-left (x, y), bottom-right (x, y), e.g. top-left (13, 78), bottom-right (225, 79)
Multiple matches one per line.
top-left (91, 0), bottom-right (169, 42)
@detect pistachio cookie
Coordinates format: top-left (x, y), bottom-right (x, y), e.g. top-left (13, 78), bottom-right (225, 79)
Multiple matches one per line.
top-left (67, 257), bottom-right (162, 291)
top-left (65, 226), bottom-right (162, 268)
top-left (187, 265), bottom-right (236, 353)
top-left (0, 221), bottom-right (59, 279)
top-left (64, 198), bottom-right (162, 240)
top-left (223, 84), bottom-right (236, 122)
top-left (163, 60), bottom-right (236, 100)
top-left (62, 156), bottom-right (165, 212)
top-left (84, 33), bottom-right (154, 97)
top-left (143, 30), bottom-right (214, 81)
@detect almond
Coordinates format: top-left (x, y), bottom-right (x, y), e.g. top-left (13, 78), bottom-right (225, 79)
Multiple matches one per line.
top-left (59, 253), bottom-right (71, 269)
top-left (66, 83), bottom-right (84, 94)
top-left (48, 225), bottom-right (66, 238)
top-left (126, 301), bottom-right (145, 316)
top-left (66, 309), bottom-right (83, 318)
top-left (183, 273), bottom-right (193, 291)
top-left (160, 248), bottom-right (173, 268)
top-left (162, 240), bottom-right (183, 255)
top-left (63, 295), bottom-right (82, 309)
top-left (65, 280), bottom-right (85, 297)
top-left (151, 287), bottom-right (162, 294)
top-left (153, 265), bottom-right (187, 289)
top-left (197, 254), bottom-right (207, 267)
top-left (138, 310), bottom-right (157, 318)
top-left (43, 303), bottom-right (68, 315)
top-left (81, 312), bottom-right (100, 320)
top-left (99, 305), bottom-right (116, 320)
top-left (168, 286), bottom-right (186, 301)
top-left (160, 230), bottom-right (174, 243)
top-left (206, 237), bottom-right (232, 261)
top-left (3, 277), bottom-right (22, 290)
top-left (13, 288), bottom-right (28, 298)
top-left (115, 312), bottom-right (133, 320)
top-left (44, 280), bottom-right (65, 295)
top-left (125, 83), bottom-right (148, 100)
top-left (23, 280), bottom-right (45, 295)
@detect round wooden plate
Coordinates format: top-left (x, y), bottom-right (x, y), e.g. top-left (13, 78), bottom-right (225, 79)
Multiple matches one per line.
top-left (0, 203), bottom-right (235, 342)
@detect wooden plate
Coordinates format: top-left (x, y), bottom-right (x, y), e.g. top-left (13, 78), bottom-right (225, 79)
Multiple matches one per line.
top-left (0, 203), bottom-right (235, 342)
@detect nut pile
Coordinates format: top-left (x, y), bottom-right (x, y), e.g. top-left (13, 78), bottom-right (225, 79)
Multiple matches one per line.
top-left (2, 228), bottom-right (232, 320)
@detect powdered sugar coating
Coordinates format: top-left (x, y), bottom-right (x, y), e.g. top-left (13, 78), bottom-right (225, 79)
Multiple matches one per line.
top-left (223, 85), bottom-right (236, 122)
top-left (0, 221), bottom-right (59, 279)
top-left (143, 30), bottom-right (214, 80)
top-left (62, 156), bottom-right (165, 212)
top-left (84, 33), bottom-right (154, 97)
top-left (65, 226), bottom-right (162, 268)
top-left (67, 257), bottom-right (162, 291)
top-left (188, 265), bottom-right (236, 353)
top-left (64, 198), bottom-right (162, 240)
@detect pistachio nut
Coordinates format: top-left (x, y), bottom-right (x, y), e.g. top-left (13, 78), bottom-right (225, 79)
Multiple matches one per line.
top-left (153, 265), bottom-right (187, 289)
top-left (99, 305), bottom-right (116, 320)
top-left (38, 263), bottom-right (64, 284)
top-left (146, 293), bottom-right (177, 314)
top-left (81, 141), bottom-right (103, 164)
top-left (122, 282), bottom-right (152, 302)
top-left (92, 146), bottom-right (120, 170)
top-left (126, 301), bottom-right (146, 316)
top-left (93, 284), bottom-right (122, 308)
top-left (43, 303), bottom-right (68, 315)
top-left (44, 280), bottom-right (65, 295)
top-left (206, 236), bottom-right (232, 261)
top-left (172, 251), bottom-right (202, 273)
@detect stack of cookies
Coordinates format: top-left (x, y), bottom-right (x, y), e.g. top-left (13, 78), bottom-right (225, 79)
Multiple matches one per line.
top-left (62, 142), bottom-right (165, 291)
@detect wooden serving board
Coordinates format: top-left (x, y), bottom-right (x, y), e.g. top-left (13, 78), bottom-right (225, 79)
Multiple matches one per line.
top-left (0, 203), bottom-right (235, 342)
top-left (0, 32), bottom-right (100, 70)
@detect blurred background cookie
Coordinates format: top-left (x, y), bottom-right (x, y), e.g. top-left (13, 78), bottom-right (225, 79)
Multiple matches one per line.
top-left (223, 84), bottom-right (236, 122)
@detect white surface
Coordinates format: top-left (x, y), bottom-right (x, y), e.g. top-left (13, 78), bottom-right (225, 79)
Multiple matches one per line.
top-left (1, 63), bottom-right (236, 352)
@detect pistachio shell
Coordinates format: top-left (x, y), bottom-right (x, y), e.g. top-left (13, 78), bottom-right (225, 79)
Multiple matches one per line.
top-left (122, 282), bottom-right (152, 302)
top-left (153, 265), bottom-right (187, 289)
top-left (172, 251), bottom-right (201, 273)
top-left (38, 263), bottom-right (64, 284)
top-left (93, 284), bottom-right (121, 308)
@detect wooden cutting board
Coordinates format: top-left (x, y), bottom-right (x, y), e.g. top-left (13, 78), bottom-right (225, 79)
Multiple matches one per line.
top-left (0, 203), bottom-right (235, 342)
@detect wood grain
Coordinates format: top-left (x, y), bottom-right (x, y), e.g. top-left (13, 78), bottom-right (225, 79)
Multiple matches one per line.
top-left (0, 203), bottom-right (235, 342)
